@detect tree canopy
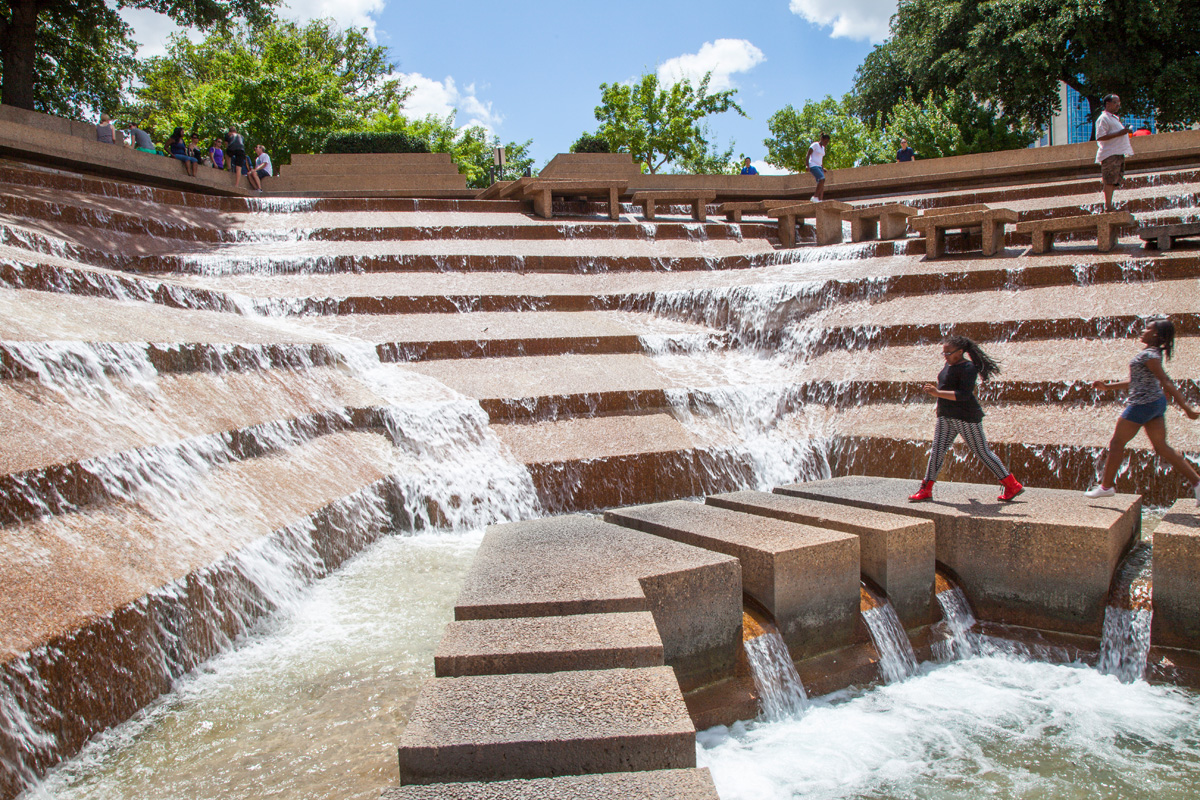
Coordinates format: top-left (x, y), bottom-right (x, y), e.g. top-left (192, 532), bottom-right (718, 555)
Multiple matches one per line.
top-left (126, 19), bottom-right (406, 161)
top-left (0, 0), bottom-right (273, 110)
top-left (853, 0), bottom-right (1200, 131)
top-left (764, 95), bottom-right (889, 172)
top-left (593, 72), bottom-right (744, 174)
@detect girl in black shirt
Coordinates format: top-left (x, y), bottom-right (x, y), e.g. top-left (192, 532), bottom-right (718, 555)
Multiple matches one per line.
top-left (909, 335), bottom-right (1024, 502)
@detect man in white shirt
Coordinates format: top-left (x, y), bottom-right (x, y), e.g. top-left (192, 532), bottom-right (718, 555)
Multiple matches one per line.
top-left (249, 144), bottom-right (273, 192)
top-left (1095, 94), bottom-right (1133, 211)
top-left (806, 133), bottom-right (830, 201)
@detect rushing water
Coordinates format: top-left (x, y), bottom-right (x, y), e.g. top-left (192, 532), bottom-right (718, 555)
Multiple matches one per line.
top-left (697, 656), bottom-right (1200, 800)
top-left (28, 532), bottom-right (479, 800)
top-left (743, 634), bottom-right (808, 721)
top-left (932, 586), bottom-right (979, 662)
top-left (860, 600), bottom-right (918, 684)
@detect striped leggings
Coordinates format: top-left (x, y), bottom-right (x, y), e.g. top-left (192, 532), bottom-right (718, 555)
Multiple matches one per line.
top-left (924, 416), bottom-right (1011, 482)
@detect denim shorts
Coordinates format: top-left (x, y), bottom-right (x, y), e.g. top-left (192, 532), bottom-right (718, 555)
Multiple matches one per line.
top-left (1121, 395), bottom-right (1167, 424)
top-left (809, 165), bottom-right (825, 181)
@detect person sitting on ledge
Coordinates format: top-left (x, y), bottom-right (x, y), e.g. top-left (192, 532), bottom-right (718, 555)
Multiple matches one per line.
top-left (740, 157), bottom-right (759, 175)
top-left (127, 122), bottom-right (156, 154)
top-left (248, 143), bottom-right (272, 191)
top-left (209, 139), bottom-right (225, 170)
top-left (189, 133), bottom-right (206, 166)
top-left (167, 127), bottom-right (199, 177)
top-left (909, 335), bottom-right (1024, 503)
top-left (1085, 318), bottom-right (1200, 504)
top-left (96, 113), bottom-right (116, 144)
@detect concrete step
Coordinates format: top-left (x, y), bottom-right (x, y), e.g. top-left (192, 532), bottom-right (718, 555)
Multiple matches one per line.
top-left (396, 667), bottom-right (697, 784)
top-left (382, 769), bottom-right (721, 800)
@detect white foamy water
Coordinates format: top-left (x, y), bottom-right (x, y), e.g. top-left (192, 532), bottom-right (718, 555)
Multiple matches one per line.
top-left (1098, 607), bottom-right (1153, 684)
top-left (28, 531), bottom-right (480, 800)
top-left (744, 633), bottom-right (808, 721)
top-left (860, 600), bottom-right (918, 684)
top-left (698, 656), bottom-right (1200, 800)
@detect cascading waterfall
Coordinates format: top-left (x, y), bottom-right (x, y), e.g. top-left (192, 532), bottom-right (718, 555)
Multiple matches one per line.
top-left (860, 584), bottom-right (918, 684)
top-left (1098, 543), bottom-right (1154, 683)
top-left (743, 633), bottom-right (808, 720)
top-left (933, 584), bottom-right (978, 662)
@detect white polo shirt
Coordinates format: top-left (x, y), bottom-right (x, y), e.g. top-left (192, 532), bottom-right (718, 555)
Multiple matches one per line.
top-left (1095, 111), bottom-right (1133, 163)
top-left (808, 141), bottom-right (825, 168)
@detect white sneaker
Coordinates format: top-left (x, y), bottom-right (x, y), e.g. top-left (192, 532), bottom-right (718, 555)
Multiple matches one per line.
top-left (1085, 485), bottom-right (1116, 498)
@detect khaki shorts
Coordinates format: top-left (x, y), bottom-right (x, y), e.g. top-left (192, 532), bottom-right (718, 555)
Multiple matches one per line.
top-left (1101, 154), bottom-right (1126, 186)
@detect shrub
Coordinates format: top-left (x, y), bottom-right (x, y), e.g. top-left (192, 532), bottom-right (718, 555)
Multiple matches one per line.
top-left (570, 133), bottom-right (611, 153)
top-left (322, 131), bottom-right (431, 154)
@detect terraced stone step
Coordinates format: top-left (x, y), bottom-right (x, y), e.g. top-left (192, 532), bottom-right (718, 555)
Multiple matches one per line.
top-left (775, 475), bottom-right (1140, 637)
top-left (382, 769), bottom-right (720, 799)
top-left (396, 667), bottom-right (697, 785)
top-left (289, 221), bottom-right (774, 243)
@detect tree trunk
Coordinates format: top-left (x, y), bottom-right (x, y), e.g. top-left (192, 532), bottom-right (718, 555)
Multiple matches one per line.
top-left (1, 0), bottom-right (41, 110)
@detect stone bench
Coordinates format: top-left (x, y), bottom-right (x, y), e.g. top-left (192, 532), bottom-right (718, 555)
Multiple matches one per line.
top-left (717, 199), bottom-right (796, 223)
top-left (397, 667), bottom-right (696, 784)
top-left (1150, 500), bottom-right (1200, 651)
top-left (605, 500), bottom-right (860, 659)
top-left (774, 476), bottom-right (1140, 637)
top-left (705, 490), bottom-right (935, 628)
top-left (498, 178), bottom-right (628, 220)
top-left (630, 190), bottom-right (717, 222)
top-left (766, 200), bottom-right (853, 247)
top-left (1014, 210), bottom-right (1133, 254)
top-left (434, 612), bottom-right (664, 677)
top-left (453, 515), bottom-right (741, 690)
top-left (382, 769), bottom-right (721, 799)
top-left (915, 206), bottom-right (1019, 259)
top-left (843, 203), bottom-right (919, 242)
top-left (1139, 221), bottom-right (1200, 251)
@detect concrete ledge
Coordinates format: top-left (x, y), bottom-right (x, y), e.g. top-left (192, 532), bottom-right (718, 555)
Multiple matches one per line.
top-left (775, 476), bottom-right (1140, 636)
top-left (1151, 500), bottom-right (1200, 650)
top-left (382, 768), bottom-right (720, 799)
top-left (705, 490), bottom-right (936, 628)
top-left (604, 501), bottom-right (860, 659)
top-left (396, 667), bottom-right (696, 784)
top-left (434, 612), bottom-right (664, 677)
top-left (454, 516), bottom-right (742, 689)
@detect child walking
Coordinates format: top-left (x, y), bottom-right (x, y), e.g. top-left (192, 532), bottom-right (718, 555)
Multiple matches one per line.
top-left (909, 335), bottom-right (1024, 502)
top-left (1085, 318), bottom-right (1200, 503)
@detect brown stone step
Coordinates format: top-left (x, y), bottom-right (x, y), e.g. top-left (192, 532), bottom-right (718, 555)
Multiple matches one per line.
top-left (1150, 499), bottom-right (1200, 652)
top-left (455, 515), bottom-right (741, 689)
top-left (396, 667), bottom-right (697, 785)
top-left (775, 476), bottom-right (1140, 638)
top-left (381, 769), bottom-right (721, 799)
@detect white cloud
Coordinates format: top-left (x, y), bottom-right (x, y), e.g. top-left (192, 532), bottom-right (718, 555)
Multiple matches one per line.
top-left (751, 160), bottom-right (792, 176)
top-left (121, 0), bottom-right (384, 59)
top-left (789, 0), bottom-right (896, 42)
top-left (657, 39), bottom-right (766, 92)
top-left (394, 73), bottom-right (501, 132)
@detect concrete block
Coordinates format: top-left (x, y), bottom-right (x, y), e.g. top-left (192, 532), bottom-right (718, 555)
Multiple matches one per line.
top-left (434, 612), bottom-right (664, 677)
top-left (605, 501), bottom-right (860, 659)
top-left (454, 516), bottom-right (741, 689)
top-left (706, 490), bottom-right (936, 627)
top-left (1151, 500), bottom-right (1200, 651)
top-left (396, 667), bottom-right (696, 784)
top-left (381, 768), bottom-right (721, 799)
top-left (775, 476), bottom-right (1140, 636)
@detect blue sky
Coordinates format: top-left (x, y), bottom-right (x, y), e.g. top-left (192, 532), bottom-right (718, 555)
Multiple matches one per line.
top-left (121, 0), bottom-right (898, 173)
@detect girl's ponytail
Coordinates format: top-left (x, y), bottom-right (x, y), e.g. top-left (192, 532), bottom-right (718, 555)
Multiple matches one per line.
top-left (946, 335), bottom-right (1001, 381)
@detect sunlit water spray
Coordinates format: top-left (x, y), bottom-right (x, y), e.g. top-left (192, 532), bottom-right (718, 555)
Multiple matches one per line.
top-left (743, 634), bottom-right (808, 721)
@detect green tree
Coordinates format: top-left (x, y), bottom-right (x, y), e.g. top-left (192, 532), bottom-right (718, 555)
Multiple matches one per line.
top-left (126, 19), bottom-right (405, 162)
top-left (764, 95), bottom-right (889, 172)
top-left (883, 91), bottom-right (1039, 159)
top-left (570, 133), bottom-right (610, 153)
top-left (0, 0), bottom-right (272, 111)
top-left (854, 0), bottom-right (1200, 133)
top-left (368, 108), bottom-right (535, 188)
top-left (593, 71), bottom-right (745, 174)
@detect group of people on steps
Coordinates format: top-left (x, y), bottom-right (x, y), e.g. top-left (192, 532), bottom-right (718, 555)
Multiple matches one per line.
top-left (909, 319), bottom-right (1200, 507)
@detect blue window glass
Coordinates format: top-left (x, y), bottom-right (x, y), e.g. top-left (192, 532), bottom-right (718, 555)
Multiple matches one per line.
top-left (1065, 84), bottom-right (1155, 143)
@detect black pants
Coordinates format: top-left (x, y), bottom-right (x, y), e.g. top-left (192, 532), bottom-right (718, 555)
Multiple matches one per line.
top-left (924, 417), bottom-right (1010, 481)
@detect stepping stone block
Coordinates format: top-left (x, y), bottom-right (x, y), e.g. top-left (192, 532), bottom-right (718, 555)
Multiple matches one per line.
top-left (706, 490), bottom-right (936, 628)
top-left (454, 516), bottom-right (742, 690)
top-left (434, 612), bottom-right (664, 677)
top-left (1151, 500), bottom-right (1200, 651)
top-left (382, 768), bottom-right (721, 799)
top-left (604, 501), bottom-right (860, 659)
top-left (397, 667), bottom-right (696, 784)
top-left (775, 476), bottom-right (1140, 637)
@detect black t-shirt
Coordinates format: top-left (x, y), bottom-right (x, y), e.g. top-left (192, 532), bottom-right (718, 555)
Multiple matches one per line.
top-left (935, 360), bottom-right (984, 422)
top-left (225, 132), bottom-right (245, 154)
top-left (897, 147), bottom-right (915, 162)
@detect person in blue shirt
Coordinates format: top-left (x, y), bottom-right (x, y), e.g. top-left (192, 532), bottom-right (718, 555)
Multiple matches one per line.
top-left (896, 139), bottom-right (915, 162)
top-left (739, 157), bottom-right (758, 175)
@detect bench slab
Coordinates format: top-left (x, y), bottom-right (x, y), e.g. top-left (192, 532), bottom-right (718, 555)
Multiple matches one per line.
top-left (916, 206), bottom-right (1018, 259)
top-left (631, 191), bottom-right (717, 222)
top-left (1015, 211), bottom-right (1133, 254)
top-left (1139, 221), bottom-right (1200, 251)
top-left (843, 203), bottom-right (918, 242)
top-left (767, 200), bottom-right (852, 246)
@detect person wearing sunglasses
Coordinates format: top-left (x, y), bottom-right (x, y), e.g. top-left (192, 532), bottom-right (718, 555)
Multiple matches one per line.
top-left (1085, 318), bottom-right (1200, 503)
top-left (909, 335), bottom-right (1024, 502)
